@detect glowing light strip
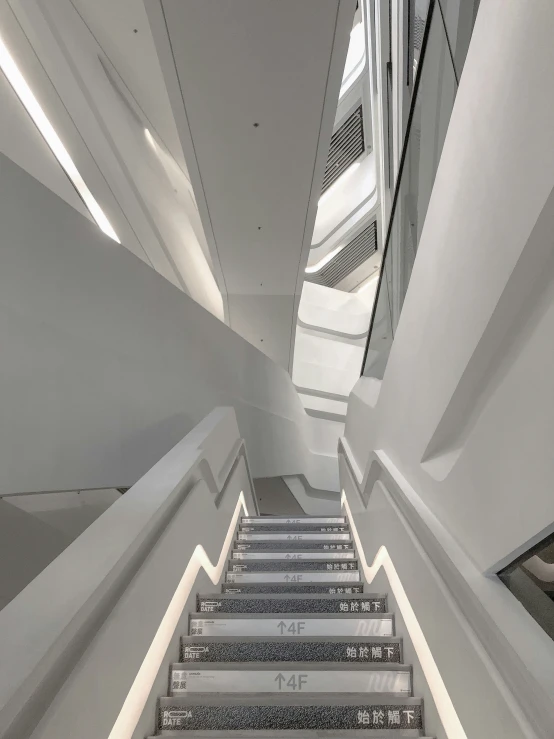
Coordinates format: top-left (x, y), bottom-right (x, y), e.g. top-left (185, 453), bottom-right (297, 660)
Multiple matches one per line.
top-left (305, 243), bottom-right (345, 274)
top-left (341, 490), bottom-right (468, 739)
top-left (107, 492), bottom-right (249, 739)
top-left (0, 34), bottom-right (120, 243)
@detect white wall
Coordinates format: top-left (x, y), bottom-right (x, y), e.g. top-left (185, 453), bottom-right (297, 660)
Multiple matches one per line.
top-left (0, 408), bottom-right (258, 739)
top-left (343, 1), bottom-right (554, 734)
top-left (4, 490), bottom-right (121, 539)
top-left (347, 0), bottom-right (554, 572)
top-left (293, 281), bottom-right (376, 418)
top-left (0, 152), bottom-right (341, 493)
top-left (341, 466), bottom-right (535, 739)
top-left (0, 501), bottom-right (70, 611)
top-left (312, 151), bottom-right (377, 248)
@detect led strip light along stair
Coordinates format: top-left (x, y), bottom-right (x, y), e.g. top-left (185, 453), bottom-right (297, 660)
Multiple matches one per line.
top-left (135, 513), bottom-right (434, 737)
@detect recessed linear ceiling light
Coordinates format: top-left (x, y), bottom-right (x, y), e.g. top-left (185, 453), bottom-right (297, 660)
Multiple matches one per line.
top-left (305, 243), bottom-right (346, 274)
top-left (318, 161), bottom-right (360, 207)
top-left (144, 128), bottom-right (155, 146)
top-left (0, 34), bottom-right (120, 243)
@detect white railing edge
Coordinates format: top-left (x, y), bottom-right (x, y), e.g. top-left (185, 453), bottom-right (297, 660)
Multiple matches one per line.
top-left (338, 437), bottom-right (542, 739)
top-left (0, 406), bottom-right (256, 739)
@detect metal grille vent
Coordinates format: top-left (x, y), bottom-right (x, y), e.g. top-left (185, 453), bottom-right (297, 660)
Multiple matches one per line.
top-left (308, 220), bottom-right (377, 289)
top-left (321, 105), bottom-right (365, 194)
top-left (414, 14), bottom-right (426, 51)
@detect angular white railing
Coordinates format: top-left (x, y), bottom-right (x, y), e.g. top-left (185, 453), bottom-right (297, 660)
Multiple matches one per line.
top-left (339, 437), bottom-right (544, 739)
top-left (0, 407), bottom-right (257, 739)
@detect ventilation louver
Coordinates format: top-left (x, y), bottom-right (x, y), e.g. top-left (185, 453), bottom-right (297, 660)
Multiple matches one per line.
top-left (308, 220), bottom-right (377, 289)
top-left (414, 13), bottom-right (426, 51)
top-left (321, 105), bottom-right (365, 194)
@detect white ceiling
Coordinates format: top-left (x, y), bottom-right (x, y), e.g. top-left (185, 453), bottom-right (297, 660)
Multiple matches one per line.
top-left (148, 0), bottom-right (356, 369)
top-left (70, 0), bottom-right (187, 171)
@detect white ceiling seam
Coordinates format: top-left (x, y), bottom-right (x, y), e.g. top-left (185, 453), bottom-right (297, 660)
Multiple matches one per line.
top-left (148, 0), bottom-right (357, 369)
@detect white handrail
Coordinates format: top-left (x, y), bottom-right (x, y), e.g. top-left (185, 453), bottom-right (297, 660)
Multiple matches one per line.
top-left (0, 407), bottom-right (256, 739)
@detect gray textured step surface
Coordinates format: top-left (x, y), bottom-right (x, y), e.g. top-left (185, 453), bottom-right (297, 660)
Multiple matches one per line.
top-left (240, 524), bottom-right (349, 533)
top-left (180, 636), bottom-right (402, 663)
top-left (226, 571), bottom-right (361, 584)
top-left (232, 550), bottom-right (356, 560)
top-left (241, 517), bottom-right (346, 525)
top-left (152, 732), bottom-right (428, 738)
top-left (221, 582), bottom-right (364, 595)
top-left (197, 593), bottom-right (386, 614)
top-left (234, 541), bottom-right (354, 551)
top-left (228, 560), bottom-right (359, 573)
top-left (238, 533), bottom-right (351, 541)
top-left (169, 662), bottom-right (412, 695)
top-left (158, 694), bottom-right (424, 731)
top-left (189, 613), bottom-right (394, 638)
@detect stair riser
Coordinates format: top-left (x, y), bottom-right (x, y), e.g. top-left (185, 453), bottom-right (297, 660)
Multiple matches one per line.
top-left (234, 541), bottom-right (354, 551)
top-left (231, 551), bottom-right (355, 560)
top-left (169, 669), bottom-right (411, 695)
top-left (242, 518), bottom-right (345, 525)
top-left (240, 525), bottom-right (348, 533)
top-left (231, 550), bottom-right (356, 562)
top-left (226, 572), bottom-right (361, 584)
top-left (158, 703), bottom-right (423, 731)
top-left (189, 617), bottom-right (394, 638)
top-left (228, 561), bottom-right (358, 573)
top-left (237, 533), bottom-right (351, 541)
top-left (180, 640), bottom-right (402, 663)
top-left (197, 597), bottom-right (386, 614)
top-left (221, 583), bottom-right (364, 594)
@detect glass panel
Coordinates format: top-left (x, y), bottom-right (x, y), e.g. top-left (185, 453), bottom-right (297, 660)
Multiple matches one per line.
top-left (363, 1), bottom-right (457, 377)
top-left (363, 246), bottom-right (393, 380)
top-left (410, 0), bottom-right (431, 86)
top-left (499, 534), bottom-right (554, 641)
top-left (436, 0), bottom-right (480, 79)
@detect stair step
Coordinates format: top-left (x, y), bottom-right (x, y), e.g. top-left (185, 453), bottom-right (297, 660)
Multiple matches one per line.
top-left (180, 636), bottom-right (402, 663)
top-left (168, 662), bottom-right (412, 696)
top-left (226, 571), bottom-right (361, 584)
top-left (228, 560), bottom-right (359, 573)
top-left (222, 582), bottom-right (364, 595)
top-left (158, 694), bottom-right (424, 732)
top-left (241, 517), bottom-right (346, 525)
top-left (232, 550), bottom-right (356, 560)
top-left (197, 593), bottom-right (386, 614)
top-left (240, 524), bottom-right (349, 533)
top-left (152, 732), bottom-right (429, 738)
top-left (238, 533), bottom-right (351, 542)
top-left (189, 613), bottom-right (394, 638)
top-left (234, 541), bottom-right (354, 551)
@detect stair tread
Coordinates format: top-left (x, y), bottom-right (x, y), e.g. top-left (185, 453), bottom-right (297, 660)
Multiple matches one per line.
top-left (233, 544), bottom-right (355, 550)
top-left (221, 583), bottom-right (364, 594)
top-left (225, 573), bottom-right (361, 583)
top-left (200, 593), bottom-right (384, 600)
top-left (197, 594), bottom-right (386, 614)
top-left (152, 733), bottom-right (429, 738)
top-left (239, 527), bottom-right (350, 532)
top-left (231, 547), bottom-right (356, 562)
top-left (191, 612), bottom-right (392, 619)
top-left (171, 662), bottom-right (410, 670)
top-left (241, 517), bottom-right (346, 523)
top-left (228, 560), bottom-right (359, 569)
top-left (160, 693), bottom-right (423, 705)
top-left (181, 636), bottom-right (402, 643)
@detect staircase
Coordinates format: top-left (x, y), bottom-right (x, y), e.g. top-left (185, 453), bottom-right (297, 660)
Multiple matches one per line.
top-left (152, 515), bottom-right (430, 737)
